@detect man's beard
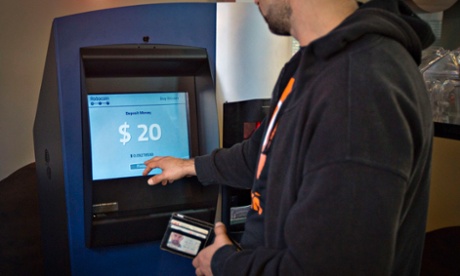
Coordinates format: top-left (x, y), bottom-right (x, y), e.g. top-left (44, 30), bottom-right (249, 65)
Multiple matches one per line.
top-left (262, 4), bottom-right (292, 36)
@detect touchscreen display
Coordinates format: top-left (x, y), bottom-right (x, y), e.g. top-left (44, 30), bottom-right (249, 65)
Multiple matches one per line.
top-left (87, 92), bottom-right (190, 180)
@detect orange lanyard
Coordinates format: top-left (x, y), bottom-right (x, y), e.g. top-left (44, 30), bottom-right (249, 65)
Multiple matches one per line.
top-left (256, 77), bottom-right (295, 179)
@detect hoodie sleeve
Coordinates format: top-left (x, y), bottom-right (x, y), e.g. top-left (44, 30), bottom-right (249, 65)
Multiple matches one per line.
top-left (210, 164), bottom-right (414, 276)
top-left (194, 119), bottom-right (267, 189)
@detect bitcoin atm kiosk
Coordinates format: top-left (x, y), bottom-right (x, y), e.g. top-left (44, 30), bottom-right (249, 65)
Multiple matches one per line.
top-left (34, 4), bottom-right (219, 275)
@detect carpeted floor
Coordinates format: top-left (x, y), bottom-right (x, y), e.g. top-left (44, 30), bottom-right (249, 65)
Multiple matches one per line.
top-left (0, 163), bottom-right (459, 275)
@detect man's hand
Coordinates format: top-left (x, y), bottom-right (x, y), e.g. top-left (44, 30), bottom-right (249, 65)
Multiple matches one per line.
top-left (193, 222), bottom-right (233, 276)
top-left (142, 156), bottom-right (196, 185)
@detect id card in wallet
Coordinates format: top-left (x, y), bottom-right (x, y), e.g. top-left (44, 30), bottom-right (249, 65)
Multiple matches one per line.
top-left (160, 213), bottom-right (215, 258)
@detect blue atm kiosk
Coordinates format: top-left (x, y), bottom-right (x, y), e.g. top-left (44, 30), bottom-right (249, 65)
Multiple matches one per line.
top-left (33, 3), bottom-right (220, 275)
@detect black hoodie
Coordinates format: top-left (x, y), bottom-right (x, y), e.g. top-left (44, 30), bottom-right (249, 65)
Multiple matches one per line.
top-left (196, 0), bottom-right (434, 275)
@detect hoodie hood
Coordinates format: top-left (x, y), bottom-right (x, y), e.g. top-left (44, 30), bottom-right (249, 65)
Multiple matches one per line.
top-left (311, 0), bottom-right (435, 65)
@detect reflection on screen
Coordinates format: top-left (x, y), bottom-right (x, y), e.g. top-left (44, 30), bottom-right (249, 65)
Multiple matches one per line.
top-left (87, 92), bottom-right (190, 180)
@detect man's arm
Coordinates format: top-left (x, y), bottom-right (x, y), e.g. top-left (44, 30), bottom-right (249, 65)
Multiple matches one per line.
top-left (143, 118), bottom-right (267, 188)
top-left (208, 162), bottom-right (409, 275)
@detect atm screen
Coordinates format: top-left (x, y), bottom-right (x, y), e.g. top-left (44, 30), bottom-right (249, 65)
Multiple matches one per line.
top-left (87, 92), bottom-right (191, 180)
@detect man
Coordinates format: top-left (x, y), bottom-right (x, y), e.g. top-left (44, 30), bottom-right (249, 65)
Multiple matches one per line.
top-left (143, 0), bottom-right (435, 274)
